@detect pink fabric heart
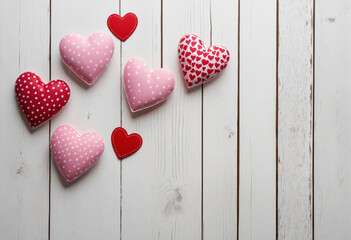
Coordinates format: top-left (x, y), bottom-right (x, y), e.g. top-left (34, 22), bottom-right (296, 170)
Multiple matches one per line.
top-left (59, 32), bottom-right (114, 85)
top-left (124, 57), bottom-right (175, 112)
top-left (50, 125), bottom-right (104, 182)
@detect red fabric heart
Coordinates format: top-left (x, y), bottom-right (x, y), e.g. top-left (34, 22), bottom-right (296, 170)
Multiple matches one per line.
top-left (111, 127), bottom-right (142, 159)
top-left (15, 72), bottom-right (70, 128)
top-left (107, 13), bottom-right (138, 42)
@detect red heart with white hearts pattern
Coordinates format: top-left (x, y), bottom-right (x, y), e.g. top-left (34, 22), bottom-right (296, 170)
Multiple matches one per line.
top-left (178, 34), bottom-right (230, 88)
top-left (15, 72), bottom-right (70, 128)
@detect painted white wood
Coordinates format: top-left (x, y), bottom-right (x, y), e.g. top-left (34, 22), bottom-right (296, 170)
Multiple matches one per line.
top-left (239, 0), bottom-right (277, 239)
top-left (6, 0), bottom-right (351, 238)
top-left (119, 0), bottom-right (163, 239)
top-left (0, 0), bottom-right (50, 239)
top-left (202, 0), bottom-right (238, 239)
top-left (121, 0), bottom-right (208, 239)
top-left (278, 0), bottom-right (314, 239)
top-left (315, 1), bottom-right (351, 239)
top-left (50, 0), bottom-right (120, 239)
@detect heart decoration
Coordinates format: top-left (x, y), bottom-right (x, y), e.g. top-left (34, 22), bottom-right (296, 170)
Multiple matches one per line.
top-left (50, 125), bottom-right (105, 182)
top-left (111, 127), bottom-right (142, 159)
top-left (59, 32), bottom-right (114, 85)
top-left (124, 57), bottom-right (175, 112)
top-left (178, 34), bottom-right (230, 88)
top-left (107, 13), bottom-right (138, 42)
top-left (15, 72), bottom-right (70, 128)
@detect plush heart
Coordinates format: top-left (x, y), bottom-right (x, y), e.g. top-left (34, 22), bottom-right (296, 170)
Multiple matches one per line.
top-left (59, 32), bottom-right (114, 85)
top-left (111, 127), bottom-right (142, 159)
top-left (107, 13), bottom-right (138, 41)
top-left (178, 34), bottom-right (230, 88)
top-left (50, 125), bottom-right (104, 182)
top-left (124, 57), bottom-right (175, 112)
top-left (15, 72), bottom-right (70, 128)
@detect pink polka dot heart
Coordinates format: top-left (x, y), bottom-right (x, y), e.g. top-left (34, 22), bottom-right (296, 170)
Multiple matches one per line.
top-left (124, 57), bottom-right (175, 112)
top-left (50, 125), bottom-right (105, 183)
top-left (59, 32), bottom-right (114, 85)
top-left (15, 72), bottom-right (70, 128)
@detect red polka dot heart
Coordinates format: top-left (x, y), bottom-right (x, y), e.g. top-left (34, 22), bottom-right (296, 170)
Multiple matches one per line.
top-left (15, 72), bottom-right (70, 128)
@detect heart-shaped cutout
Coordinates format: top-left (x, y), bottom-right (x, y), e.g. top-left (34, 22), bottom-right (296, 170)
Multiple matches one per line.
top-left (178, 34), bottom-right (230, 88)
top-left (111, 127), bottom-right (142, 159)
top-left (59, 32), bottom-right (114, 85)
top-left (124, 57), bottom-right (175, 112)
top-left (107, 13), bottom-right (138, 41)
top-left (50, 125), bottom-right (104, 182)
top-left (15, 72), bottom-right (70, 128)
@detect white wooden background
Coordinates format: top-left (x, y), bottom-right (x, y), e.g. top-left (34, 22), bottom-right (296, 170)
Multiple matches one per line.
top-left (0, 0), bottom-right (350, 239)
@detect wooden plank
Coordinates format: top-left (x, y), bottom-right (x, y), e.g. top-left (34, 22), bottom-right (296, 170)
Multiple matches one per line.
top-left (121, 0), bottom-right (209, 239)
top-left (119, 0), bottom-right (162, 238)
top-left (239, 0), bottom-right (277, 239)
top-left (50, 0), bottom-right (120, 239)
top-left (278, 0), bottom-right (314, 239)
top-left (202, 0), bottom-right (238, 239)
top-left (0, 0), bottom-right (50, 239)
top-left (315, 1), bottom-right (351, 239)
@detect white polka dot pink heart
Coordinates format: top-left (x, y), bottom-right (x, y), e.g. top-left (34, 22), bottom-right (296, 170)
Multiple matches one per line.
top-left (123, 57), bottom-right (175, 112)
top-left (50, 125), bottom-right (104, 182)
top-left (59, 32), bottom-right (114, 85)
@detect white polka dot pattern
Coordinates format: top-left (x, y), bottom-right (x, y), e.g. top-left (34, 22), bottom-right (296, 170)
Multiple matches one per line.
top-left (59, 32), bottom-right (114, 85)
top-left (15, 72), bottom-right (70, 128)
top-left (50, 125), bottom-right (104, 182)
top-left (123, 57), bottom-right (175, 112)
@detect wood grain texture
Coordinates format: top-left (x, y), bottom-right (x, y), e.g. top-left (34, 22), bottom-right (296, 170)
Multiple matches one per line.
top-left (0, 0), bottom-right (50, 239)
top-left (4, 0), bottom-right (351, 239)
top-left (50, 0), bottom-right (120, 239)
top-left (162, 1), bottom-right (210, 238)
top-left (315, 1), bottom-right (351, 239)
top-left (202, 0), bottom-right (238, 239)
top-left (239, 0), bottom-right (276, 239)
top-left (121, 0), bottom-right (207, 239)
top-left (119, 0), bottom-right (164, 239)
top-left (278, 0), bottom-right (314, 239)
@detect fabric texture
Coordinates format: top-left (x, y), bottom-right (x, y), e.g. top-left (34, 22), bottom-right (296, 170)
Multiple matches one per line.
top-left (50, 125), bottom-right (104, 182)
top-left (15, 72), bottom-right (70, 128)
top-left (111, 127), bottom-right (142, 159)
top-left (107, 13), bottom-right (138, 41)
top-left (178, 34), bottom-right (230, 88)
top-left (124, 57), bottom-right (175, 112)
top-left (59, 32), bottom-right (114, 85)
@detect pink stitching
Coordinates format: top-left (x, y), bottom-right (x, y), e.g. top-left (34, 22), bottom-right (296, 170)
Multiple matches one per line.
top-left (111, 127), bottom-right (142, 159)
top-left (107, 13), bottom-right (138, 41)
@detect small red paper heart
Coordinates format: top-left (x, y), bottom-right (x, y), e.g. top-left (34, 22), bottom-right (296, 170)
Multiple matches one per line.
top-left (111, 127), bottom-right (142, 159)
top-left (107, 13), bottom-right (138, 42)
top-left (15, 72), bottom-right (70, 128)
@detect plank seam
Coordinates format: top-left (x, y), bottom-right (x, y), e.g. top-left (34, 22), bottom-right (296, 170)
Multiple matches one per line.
top-left (119, 1), bottom-right (123, 240)
top-left (161, 0), bottom-right (163, 68)
top-left (275, 0), bottom-right (279, 239)
top-left (237, 0), bottom-right (240, 239)
top-left (48, 0), bottom-right (52, 239)
top-left (312, 0), bottom-right (316, 238)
